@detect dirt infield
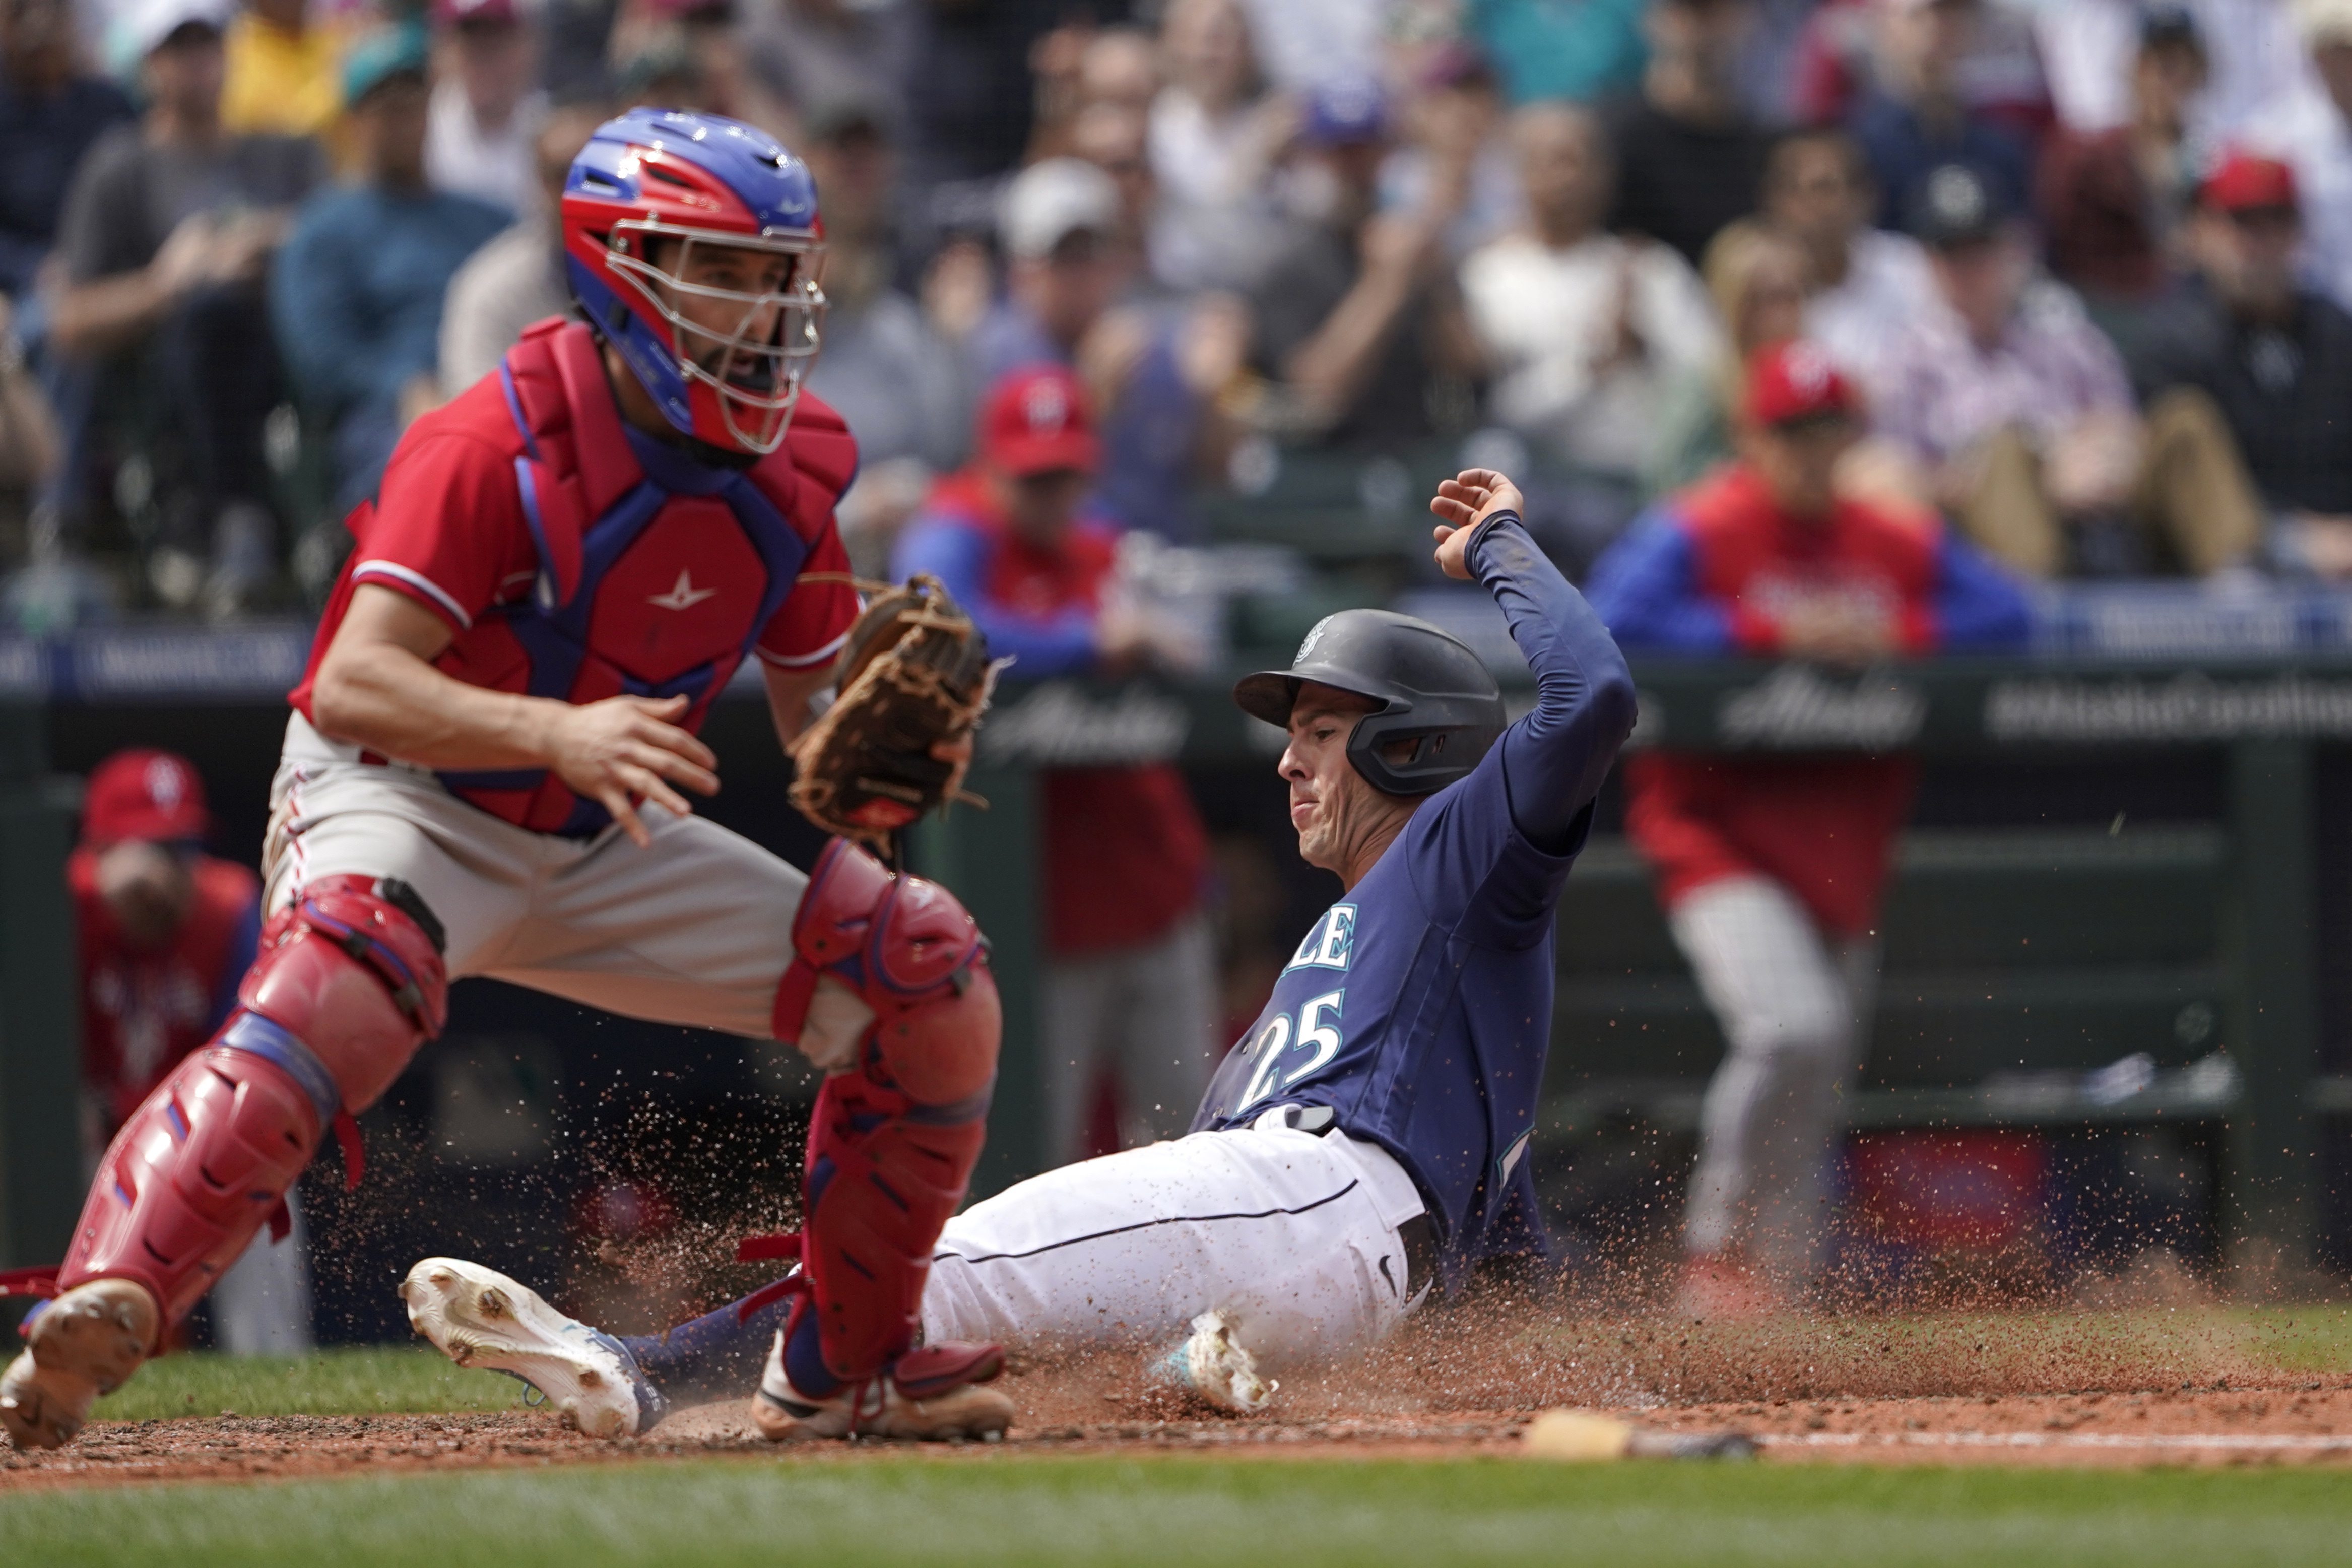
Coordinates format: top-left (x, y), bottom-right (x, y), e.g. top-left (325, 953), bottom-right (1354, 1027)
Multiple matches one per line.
top-left (7, 1305), bottom-right (2350, 1490)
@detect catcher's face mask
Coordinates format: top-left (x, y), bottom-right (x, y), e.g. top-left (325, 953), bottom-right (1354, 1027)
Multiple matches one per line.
top-left (610, 226), bottom-right (827, 455)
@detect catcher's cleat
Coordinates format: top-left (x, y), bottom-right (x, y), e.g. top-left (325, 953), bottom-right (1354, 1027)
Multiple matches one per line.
top-left (399, 1258), bottom-right (660, 1438)
top-left (0, 1278), bottom-right (158, 1450)
top-left (1152, 1311), bottom-right (1276, 1414)
top-left (753, 1332), bottom-right (1013, 1442)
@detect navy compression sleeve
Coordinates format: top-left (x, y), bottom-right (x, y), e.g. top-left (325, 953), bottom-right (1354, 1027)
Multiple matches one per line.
top-left (1467, 512), bottom-right (1639, 852)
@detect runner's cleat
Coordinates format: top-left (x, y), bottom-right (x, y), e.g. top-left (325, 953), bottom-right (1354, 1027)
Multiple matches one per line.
top-left (0, 1278), bottom-right (159, 1450)
top-left (753, 1333), bottom-right (1013, 1442)
top-left (399, 1258), bottom-right (661, 1438)
top-left (1152, 1310), bottom-right (1275, 1414)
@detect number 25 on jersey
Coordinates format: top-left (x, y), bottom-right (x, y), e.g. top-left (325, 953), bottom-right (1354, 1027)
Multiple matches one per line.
top-left (1236, 989), bottom-right (1345, 1112)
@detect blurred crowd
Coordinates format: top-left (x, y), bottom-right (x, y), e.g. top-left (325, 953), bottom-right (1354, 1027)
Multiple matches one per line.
top-left (9, 0), bottom-right (2352, 627)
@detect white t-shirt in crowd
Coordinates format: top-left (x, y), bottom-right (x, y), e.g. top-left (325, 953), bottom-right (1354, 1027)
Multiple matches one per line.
top-left (425, 78), bottom-right (545, 221)
top-left (2032, 0), bottom-right (2313, 140)
top-left (1460, 229), bottom-right (1724, 478)
top-left (1804, 228), bottom-right (1939, 393)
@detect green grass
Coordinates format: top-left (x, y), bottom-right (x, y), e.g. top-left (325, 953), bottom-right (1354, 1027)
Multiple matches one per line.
top-left (10, 1310), bottom-right (2350, 1566)
top-left (6, 1457), bottom-right (2352, 1567)
top-left (91, 1345), bottom-right (526, 1423)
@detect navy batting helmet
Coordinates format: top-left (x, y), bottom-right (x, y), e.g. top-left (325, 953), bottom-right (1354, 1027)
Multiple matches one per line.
top-left (1233, 610), bottom-right (1505, 795)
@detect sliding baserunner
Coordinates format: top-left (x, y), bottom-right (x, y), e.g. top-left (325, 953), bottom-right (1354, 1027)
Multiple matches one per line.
top-left (401, 467), bottom-right (1637, 1434)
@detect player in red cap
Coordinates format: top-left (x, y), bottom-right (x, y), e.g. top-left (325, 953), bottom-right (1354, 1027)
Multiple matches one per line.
top-left (3, 109), bottom-right (1008, 1449)
top-left (67, 751), bottom-right (317, 1352)
top-left (1586, 339), bottom-right (2031, 1316)
top-left (891, 365), bottom-right (1215, 1168)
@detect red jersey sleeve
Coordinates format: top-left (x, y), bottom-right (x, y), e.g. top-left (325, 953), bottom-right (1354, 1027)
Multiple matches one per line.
top-left (756, 516), bottom-right (861, 670)
top-left (346, 418), bottom-right (537, 634)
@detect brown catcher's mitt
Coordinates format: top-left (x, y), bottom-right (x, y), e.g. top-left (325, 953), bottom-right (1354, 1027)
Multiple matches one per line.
top-left (789, 573), bottom-right (999, 845)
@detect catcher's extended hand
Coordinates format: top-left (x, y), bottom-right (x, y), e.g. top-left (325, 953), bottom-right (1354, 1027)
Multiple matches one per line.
top-left (789, 574), bottom-right (1001, 846)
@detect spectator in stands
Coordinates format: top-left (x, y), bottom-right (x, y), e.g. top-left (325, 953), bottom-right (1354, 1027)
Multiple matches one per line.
top-left (2133, 153), bottom-right (2352, 580)
top-left (1236, 0), bottom-right (1386, 92)
top-left (1071, 99), bottom-right (1157, 287)
top-left (1759, 125), bottom-right (1937, 386)
top-left (437, 97), bottom-right (607, 396)
top-left (892, 365), bottom-right (1215, 1167)
top-left (897, 0), bottom-right (1070, 251)
top-left (0, 294), bottom-right (60, 568)
top-left (1146, 0), bottom-right (1288, 294)
top-left (2038, 6), bottom-right (2207, 314)
top-left (2036, 0), bottom-right (2306, 145)
top-left (272, 26), bottom-right (506, 519)
top-left (1605, 0), bottom-right (1773, 270)
top-left (1644, 223), bottom-right (1808, 495)
top-left (47, 0), bottom-right (325, 617)
top-left (1079, 23), bottom-right (1158, 115)
top-left (1250, 74), bottom-right (1484, 453)
top-left (1467, 0), bottom-right (1647, 106)
top-left (797, 93), bottom-right (970, 575)
top-left (1461, 103), bottom-right (1720, 545)
top-left (221, 0), bottom-right (350, 148)
top-left (974, 156), bottom-right (1242, 542)
top-left (2247, 0), bottom-right (2352, 316)
top-left (69, 749), bottom-right (311, 1352)
top-left (1848, 0), bottom-right (2034, 228)
top-left (0, 0), bottom-right (135, 302)
top-left (1867, 162), bottom-right (2260, 578)
top-left (743, 0), bottom-right (912, 147)
top-left (1381, 42), bottom-right (1521, 263)
top-left (425, 0), bottom-right (546, 218)
top-left (1586, 340), bottom-right (2031, 1316)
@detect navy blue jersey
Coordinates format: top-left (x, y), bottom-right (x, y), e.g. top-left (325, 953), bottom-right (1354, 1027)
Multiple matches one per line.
top-left (1193, 513), bottom-right (1636, 1270)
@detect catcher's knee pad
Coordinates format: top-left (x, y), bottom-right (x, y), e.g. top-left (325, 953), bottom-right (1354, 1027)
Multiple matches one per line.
top-left (777, 839), bottom-right (1000, 1381)
top-left (772, 839), bottom-right (1000, 1108)
top-left (239, 873), bottom-right (449, 1112)
top-left (58, 1046), bottom-right (327, 1326)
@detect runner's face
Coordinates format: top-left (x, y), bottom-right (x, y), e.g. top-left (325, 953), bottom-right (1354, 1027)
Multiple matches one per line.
top-left (1280, 684), bottom-right (1382, 874)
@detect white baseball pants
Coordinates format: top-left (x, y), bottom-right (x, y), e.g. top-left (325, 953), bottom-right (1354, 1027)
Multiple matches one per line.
top-left (1672, 874), bottom-right (1877, 1287)
top-left (922, 1125), bottom-right (1429, 1369)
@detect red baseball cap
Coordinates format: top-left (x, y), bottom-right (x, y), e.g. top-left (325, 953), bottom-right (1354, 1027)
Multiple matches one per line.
top-left (82, 749), bottom-right (209, 847)
top-left (1745, 339), bottom-right (1858, 429)
top-left (2201, 150), bottom-right (2298, 213)
top-left (981, 365), bottom-right (1100, 477)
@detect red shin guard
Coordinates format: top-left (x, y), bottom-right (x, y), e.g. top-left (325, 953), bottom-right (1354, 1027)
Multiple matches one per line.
top-left (779, 840), bottom-right (1001, 1382)
top-left (54, 875), bottom-right (448, 1327)
top-left (60, 1047), bottom-right (326, 1326)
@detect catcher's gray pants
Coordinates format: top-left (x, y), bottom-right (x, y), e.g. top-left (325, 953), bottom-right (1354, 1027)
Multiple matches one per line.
top-left (1674, 874), bottom-right (1877, 1288)
top-left (265, 714), bottom-right (824, 1042)
top-left (1039, 914), bottom-right (1216, 1167)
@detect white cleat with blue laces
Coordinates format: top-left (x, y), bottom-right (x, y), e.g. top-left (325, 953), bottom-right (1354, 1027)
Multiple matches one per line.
top-left (399, 1257), bottom-right (660, 1439)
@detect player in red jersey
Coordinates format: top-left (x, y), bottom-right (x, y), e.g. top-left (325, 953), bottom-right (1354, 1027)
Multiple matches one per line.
top-left (67, 750), bottom-right (313, 1353)
top-left (3, 109), bottom-right (1006, 1449)
top-left (1586, 340), bottom-right (2032, 1315)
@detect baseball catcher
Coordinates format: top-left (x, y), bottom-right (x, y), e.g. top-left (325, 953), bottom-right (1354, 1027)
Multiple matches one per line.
top-left (3, 109), bottom-right (1008, 1449)
top-left (400, 467), bottom-right (1641, 1434)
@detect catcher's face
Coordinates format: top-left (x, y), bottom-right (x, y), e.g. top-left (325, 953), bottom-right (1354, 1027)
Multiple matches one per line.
top-left (1281, 683), bottom-right (1415, 881)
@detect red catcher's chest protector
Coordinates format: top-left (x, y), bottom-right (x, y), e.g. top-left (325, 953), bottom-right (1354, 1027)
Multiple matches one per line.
top-left (433, 319), bottom-right (856, 834)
